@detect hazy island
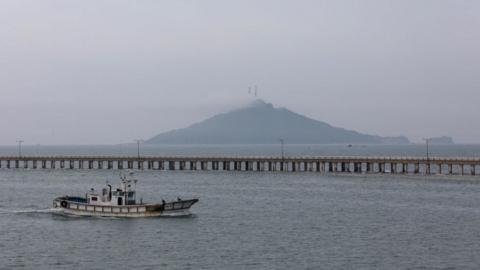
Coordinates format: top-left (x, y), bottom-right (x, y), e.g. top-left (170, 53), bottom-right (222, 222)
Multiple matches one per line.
top-left (147, 100), bottom-right (411, 145)
top-left (429, 136), bottom-right (455, 145)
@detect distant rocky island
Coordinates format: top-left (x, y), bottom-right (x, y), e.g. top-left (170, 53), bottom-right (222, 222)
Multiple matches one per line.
top-left (429, 136), bottom-right (455, 145)
top-left (146, 100), bottom-right (411, 145)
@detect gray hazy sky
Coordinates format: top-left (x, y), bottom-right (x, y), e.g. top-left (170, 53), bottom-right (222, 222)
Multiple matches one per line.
top-left (1, 0), bottom-right (479, 145)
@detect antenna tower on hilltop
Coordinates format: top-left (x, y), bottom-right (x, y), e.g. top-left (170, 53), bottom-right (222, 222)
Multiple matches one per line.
top-left (248, 85), bottom-right (259, 98)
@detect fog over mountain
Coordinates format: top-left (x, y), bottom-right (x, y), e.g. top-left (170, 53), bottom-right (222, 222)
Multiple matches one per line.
top-left (147, 100), bottom-right (410, 145)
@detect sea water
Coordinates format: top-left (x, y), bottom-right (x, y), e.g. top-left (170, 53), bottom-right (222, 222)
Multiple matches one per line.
top-left (1, 145), bottom-right (480, 269)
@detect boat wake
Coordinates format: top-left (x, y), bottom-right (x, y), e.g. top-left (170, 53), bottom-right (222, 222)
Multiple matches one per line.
top-left (160, 211), bottom-right (193, 217)
top-left (0, 208), bottom-right (62, 215)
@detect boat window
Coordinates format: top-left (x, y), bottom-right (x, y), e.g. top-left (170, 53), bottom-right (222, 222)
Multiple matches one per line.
top-left (91, 197), bottom-right (98, 201)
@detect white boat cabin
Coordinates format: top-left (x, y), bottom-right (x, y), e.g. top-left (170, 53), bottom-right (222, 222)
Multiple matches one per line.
top-left (87, 176), bottom-right (139, 206)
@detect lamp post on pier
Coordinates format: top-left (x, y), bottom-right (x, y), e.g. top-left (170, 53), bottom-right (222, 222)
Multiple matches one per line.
top-left (134, 139), bottom-right (144, 159)
top-left (279, 139), bottom-right (285, 160)
top-left (16, 140), bottom-right (24, 158)
top-left (423, 137), bottom-right (431, 175)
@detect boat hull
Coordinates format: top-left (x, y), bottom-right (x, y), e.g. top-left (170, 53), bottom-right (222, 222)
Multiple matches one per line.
top-left (53, 197), bottom-right (199, 218)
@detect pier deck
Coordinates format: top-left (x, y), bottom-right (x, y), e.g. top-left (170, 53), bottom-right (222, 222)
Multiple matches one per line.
top-left (0, 155), bottom-right (478, 175)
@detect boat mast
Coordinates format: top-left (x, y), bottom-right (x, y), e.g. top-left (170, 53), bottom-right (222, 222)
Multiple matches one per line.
top-left (133, 179), bottom-right (137, 204)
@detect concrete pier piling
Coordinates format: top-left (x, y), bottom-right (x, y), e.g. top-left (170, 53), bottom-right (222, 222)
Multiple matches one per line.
top-left (414, 163), bottom-right (420, 174)
top-left (379, 163), bottom-right (385, 173)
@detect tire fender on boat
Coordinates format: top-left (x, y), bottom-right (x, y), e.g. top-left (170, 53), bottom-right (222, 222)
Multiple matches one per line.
top-left (60, 201), bottom-right (68, 208)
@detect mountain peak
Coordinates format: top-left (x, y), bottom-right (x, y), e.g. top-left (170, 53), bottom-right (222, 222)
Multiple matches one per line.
top-left (246, 99), bottom-right (274, 109)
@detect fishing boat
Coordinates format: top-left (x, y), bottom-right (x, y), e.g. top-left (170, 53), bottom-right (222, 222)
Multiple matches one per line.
top-left (53, 173), bottom-right (199, 217)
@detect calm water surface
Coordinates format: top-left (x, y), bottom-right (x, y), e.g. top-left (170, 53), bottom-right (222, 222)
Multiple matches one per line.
top-left (1, 145), bottom-right (480, 269)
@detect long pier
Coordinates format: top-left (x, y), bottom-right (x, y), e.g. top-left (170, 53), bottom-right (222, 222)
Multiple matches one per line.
top-left (0, 155), bottom-right (478, 175)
